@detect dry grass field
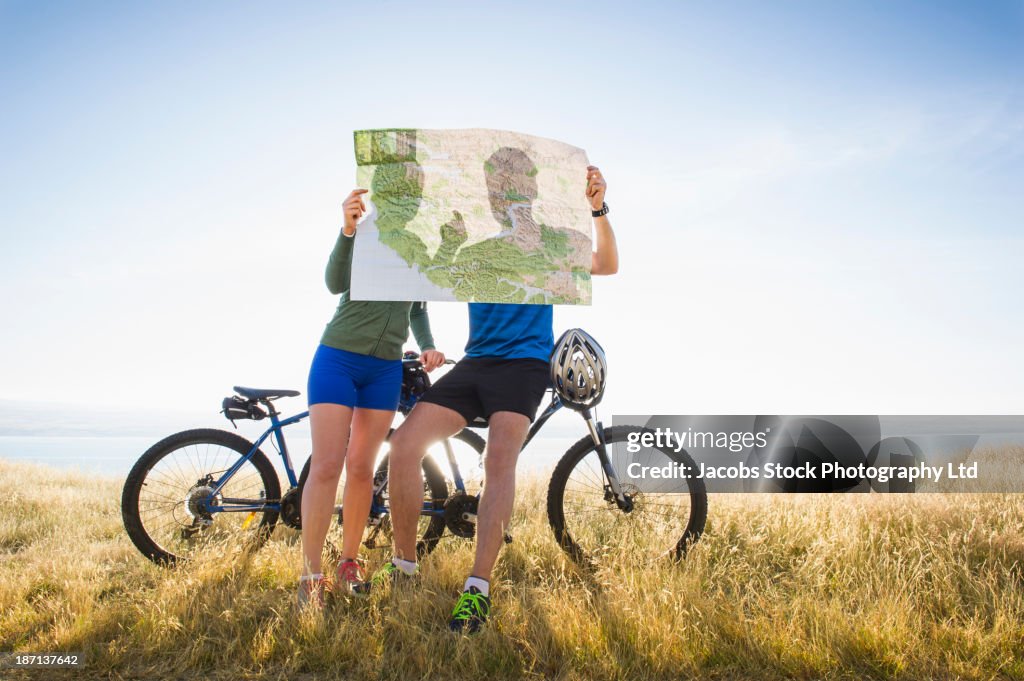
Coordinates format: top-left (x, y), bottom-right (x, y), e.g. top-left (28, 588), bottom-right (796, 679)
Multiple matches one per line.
top-left (1, 457), bottom-right (1023, 680)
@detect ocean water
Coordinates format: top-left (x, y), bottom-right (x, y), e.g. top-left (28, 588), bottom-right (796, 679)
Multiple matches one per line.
top-left (0, 396), bottom-right (592, 485)
top-left (0, 436), bottom-right (159, 477)
top-left (0, 433), bottom-right (569, 482)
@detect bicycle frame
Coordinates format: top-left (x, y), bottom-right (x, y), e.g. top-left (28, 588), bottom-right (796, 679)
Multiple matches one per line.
top-left (203, 382), bottom-right (450, 517)
top-left (521, 390), bottom-right (563, 449)
top-left (202, 383), bottom-right (631, 519)
top-left (204, 403), bottom-right (308, 514)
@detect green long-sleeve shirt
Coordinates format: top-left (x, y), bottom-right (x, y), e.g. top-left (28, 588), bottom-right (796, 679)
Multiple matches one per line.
top-left (320, 230), bottom-right (435, 360)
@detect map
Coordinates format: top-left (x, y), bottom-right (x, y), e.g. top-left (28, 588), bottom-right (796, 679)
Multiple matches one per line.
top-left (349, 128), bottom-right (593, 305)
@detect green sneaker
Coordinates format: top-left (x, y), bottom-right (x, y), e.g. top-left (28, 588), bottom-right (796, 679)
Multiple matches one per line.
top-left (351, 560), bottom-right (415, 596)
top-left (447, 586), bottom-right (490, 634)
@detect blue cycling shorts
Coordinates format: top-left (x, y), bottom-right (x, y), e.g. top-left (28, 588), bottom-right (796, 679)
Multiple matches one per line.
top-left (307, 344), bottom-right (402, 411)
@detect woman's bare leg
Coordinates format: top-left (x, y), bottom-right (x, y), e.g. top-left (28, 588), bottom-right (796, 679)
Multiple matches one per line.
top-left (300, 403), bottom-right (353, 576)
top-left (340, 407), bottom-right (396, 560)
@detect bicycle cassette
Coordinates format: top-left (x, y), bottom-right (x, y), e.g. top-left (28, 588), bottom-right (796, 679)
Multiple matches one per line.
top-left (443, 492), bottom-right (479, 538)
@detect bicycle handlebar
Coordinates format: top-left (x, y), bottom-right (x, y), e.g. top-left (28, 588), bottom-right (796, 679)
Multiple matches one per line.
top-left (402, 357), bottom-right (457, 367)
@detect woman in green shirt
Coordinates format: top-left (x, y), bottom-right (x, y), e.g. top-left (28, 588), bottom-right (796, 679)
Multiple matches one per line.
top-left (299, 188), bottom-right (445, 608)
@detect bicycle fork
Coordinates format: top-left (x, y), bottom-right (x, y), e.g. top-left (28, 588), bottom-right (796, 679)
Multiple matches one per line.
top-left (581, 409), bottom-right (634, 513)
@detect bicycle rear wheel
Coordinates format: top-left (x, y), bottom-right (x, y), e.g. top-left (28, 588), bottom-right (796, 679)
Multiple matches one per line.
top-left (121, 428), bottom-right (281, 566)
top-left (547, 425), bottom-right (707, 567)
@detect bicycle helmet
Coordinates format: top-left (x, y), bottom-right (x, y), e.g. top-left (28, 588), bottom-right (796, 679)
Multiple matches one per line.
top-left (550, 328), bottom-right (608, 410)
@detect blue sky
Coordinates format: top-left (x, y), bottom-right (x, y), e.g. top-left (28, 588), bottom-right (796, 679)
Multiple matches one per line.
top-left (1, 0), bottom-right (1022, 427)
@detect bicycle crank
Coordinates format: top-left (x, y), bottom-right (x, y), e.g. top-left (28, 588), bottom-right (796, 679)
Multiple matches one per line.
top-left (443, 492), bottom-right (478, 538)
top-left (279, 486), bottom-right (302, 530)
top-left (442, 492), bottom-right (514, 544)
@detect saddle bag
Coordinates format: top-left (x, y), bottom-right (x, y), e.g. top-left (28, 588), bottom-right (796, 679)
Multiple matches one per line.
top-left (221, 395), bottom-right (267, 422)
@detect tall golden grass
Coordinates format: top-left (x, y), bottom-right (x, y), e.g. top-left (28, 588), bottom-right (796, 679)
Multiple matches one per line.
top-left (1, 457), bottom-right (1023, 680)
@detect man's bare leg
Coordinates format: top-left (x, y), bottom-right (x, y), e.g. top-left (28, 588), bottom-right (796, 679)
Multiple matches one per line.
top-left (388, 402), bottom-right (466, 562)
top-left (470, 411), bottom-right (530, 580)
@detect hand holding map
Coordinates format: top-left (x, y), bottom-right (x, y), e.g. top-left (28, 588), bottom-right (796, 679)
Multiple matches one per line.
top-left (351, 128), bottom-right (594, 305)
top-left (342, 189), bottom-right (368, 236)
top-left (586, 166), bottom-right (607, 211)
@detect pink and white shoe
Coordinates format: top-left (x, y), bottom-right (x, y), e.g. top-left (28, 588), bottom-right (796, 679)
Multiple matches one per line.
top-left (333, 559), bottom-right (366, 596)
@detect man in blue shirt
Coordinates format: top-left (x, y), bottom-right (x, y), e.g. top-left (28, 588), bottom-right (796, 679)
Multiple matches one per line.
top-left (363, 163), bottom-right (619, 633)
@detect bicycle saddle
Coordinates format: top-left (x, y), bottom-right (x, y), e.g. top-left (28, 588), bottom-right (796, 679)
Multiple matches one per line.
top-left (233, 386), bottom-right (301, 400)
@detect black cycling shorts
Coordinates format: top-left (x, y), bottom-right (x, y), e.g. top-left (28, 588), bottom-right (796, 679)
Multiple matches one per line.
top-left (418, 357), bottom-right (550, 425)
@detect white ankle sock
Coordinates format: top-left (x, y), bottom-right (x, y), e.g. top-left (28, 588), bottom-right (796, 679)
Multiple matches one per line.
top-left (393, 558), bottom-right (417, 576)
top-left (299, 573), bottom-right (324, 582)
top-left (464, 575), bottom-right (489, 597)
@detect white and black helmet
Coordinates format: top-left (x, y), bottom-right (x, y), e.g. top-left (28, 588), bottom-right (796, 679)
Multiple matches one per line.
top-left (550, 328), bottom-right (608, 410)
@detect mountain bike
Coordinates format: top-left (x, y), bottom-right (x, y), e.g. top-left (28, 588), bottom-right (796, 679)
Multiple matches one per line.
top-left (120, 356), bottom-right (483, 566)
top-left (122, 353), bottom-right (708, 568)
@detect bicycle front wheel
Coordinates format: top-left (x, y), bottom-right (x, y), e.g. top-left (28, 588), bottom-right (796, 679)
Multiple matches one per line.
top-left (121, 428), bottom-right (281, 566)
top-left (547, 425), bottom-right (707, 567)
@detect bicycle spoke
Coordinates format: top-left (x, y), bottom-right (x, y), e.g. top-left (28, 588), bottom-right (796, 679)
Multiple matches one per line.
top-left (129, 436), bottom-right (276, 562)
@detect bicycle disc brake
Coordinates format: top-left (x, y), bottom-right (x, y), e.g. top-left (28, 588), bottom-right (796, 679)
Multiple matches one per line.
top-left (603, 483), bottom-right (637, 513)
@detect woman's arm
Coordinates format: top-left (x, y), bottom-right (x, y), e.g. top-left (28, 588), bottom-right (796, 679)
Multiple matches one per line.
top-left (324, 229), bottom-right (354, 295)
top-left (325, 189), bottom-right (368, 295)
top-left (409, 302), bottom-right (436, 352)
top-left (410, 302), bottom-right (446, 371)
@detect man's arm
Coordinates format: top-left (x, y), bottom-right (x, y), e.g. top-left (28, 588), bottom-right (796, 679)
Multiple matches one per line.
top-left (586, 166), bottom-right (619, 275)
top-left (591, 214), bottom-right (618, 275)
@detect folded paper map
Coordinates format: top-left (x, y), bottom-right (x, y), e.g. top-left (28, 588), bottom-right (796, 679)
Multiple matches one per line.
top-left (350, 128), bottom-right (592, 305)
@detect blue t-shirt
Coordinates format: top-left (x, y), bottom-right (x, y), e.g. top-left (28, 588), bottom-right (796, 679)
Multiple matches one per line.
top-left (465, 303), bottom-right (553, 361)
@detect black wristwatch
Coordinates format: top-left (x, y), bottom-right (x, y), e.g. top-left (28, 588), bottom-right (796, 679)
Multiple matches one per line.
top-left (591, 202), bottom-right (609, 218)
